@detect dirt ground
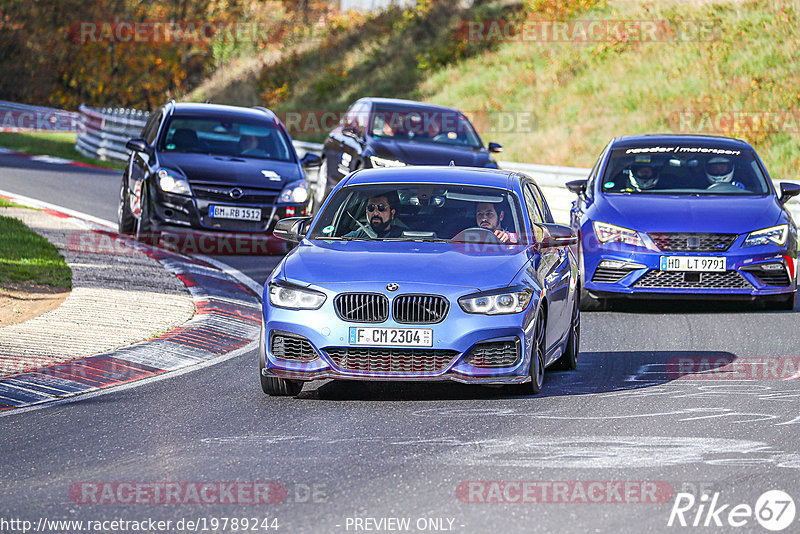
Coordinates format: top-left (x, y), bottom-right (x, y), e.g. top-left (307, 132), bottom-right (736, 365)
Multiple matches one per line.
top-left (0, 282), bottom-right (69, 328)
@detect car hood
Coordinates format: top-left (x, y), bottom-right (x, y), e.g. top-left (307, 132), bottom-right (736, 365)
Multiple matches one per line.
top-left (281, 240), bottom-right (531, 290)
top-left (372, 139), bottom-right (491, 167)
top-left (158, 153), bottom-right (302, 188)
top-left (595, 193), bottom-right (784, 234)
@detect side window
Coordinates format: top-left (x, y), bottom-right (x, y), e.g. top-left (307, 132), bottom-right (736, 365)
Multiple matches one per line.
top-left (584, 159), bottom-right (600, 199)
top-left (139, 113), bottom-right (156, 142)
top-left (143, 109), bottom-right (163, 145)
top-left (342, 102), bottom-right (359, 129)
top-left (586, 142), bottom-right (610, 198)
top-left (528, 183), bottom-right (554, 223)
top-left (354, 102), bottom-right (369, 136)
top-left (523, 183), bottom-right (544, 224)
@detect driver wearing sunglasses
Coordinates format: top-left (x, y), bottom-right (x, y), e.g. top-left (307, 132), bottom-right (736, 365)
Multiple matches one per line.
top-left (344, 192), bottom-right (404, 239)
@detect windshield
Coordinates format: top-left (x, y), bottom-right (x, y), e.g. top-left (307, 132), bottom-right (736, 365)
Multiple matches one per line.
top-left (601, 146), bottom-right (770, 195)
top-left (160, 116), bottom-right (295, 162)
top-left (308, 184), bottom-right (526, 243)
top-left (370, 105), bottom-right (482, 148)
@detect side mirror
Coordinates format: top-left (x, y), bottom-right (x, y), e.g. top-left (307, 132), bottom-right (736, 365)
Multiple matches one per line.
top-left (273, 216), bottom-right (312, 242)
top-left (565, 179), bottom-right (587, 196)
top-left (779, 182), bottom-right (800, 204)
top-left (300, 152), bottom-right (322, 168)
top-left (488, 142), bottom-right (503, 153)
top-left (126, 138), bottom-right (149, 153)
top-left (535, 223), bottom-right (577, 248)
top-left (342, 126), bottom-right (361, 139)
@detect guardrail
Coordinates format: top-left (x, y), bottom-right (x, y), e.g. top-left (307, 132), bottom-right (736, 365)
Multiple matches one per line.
top-left (0, 100), bottom-right (80, 132)
top-left (75, 105), bottom-right (149, 162)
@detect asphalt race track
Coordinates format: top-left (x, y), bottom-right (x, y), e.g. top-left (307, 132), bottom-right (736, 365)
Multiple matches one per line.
top-left (1, 153), bottom-right (799, 533)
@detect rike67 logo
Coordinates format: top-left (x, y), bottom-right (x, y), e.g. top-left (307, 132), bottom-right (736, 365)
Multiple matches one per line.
top-left (668, 490), bottom-right (796, 531)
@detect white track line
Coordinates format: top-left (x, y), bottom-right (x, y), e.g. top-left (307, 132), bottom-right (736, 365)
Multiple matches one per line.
top-left (0, 188), bottom-right (118, 229)
top-left (0, 341), bottom-right (257, 419)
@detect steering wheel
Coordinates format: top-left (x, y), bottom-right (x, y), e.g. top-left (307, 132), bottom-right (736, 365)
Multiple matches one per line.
top-left (706, 182), bottom-right (743, 193)
top-left (452, 227), bottom-right (502, 244)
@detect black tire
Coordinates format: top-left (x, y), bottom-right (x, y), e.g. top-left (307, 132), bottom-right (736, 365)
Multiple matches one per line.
top-left (580, 288), bottom-right (607, 311)
top-left (554, 296), bottom-right (580, 370)
top-left (135, 185), bottom-right (161, 246)
top-left (259, 329), bottom-right (303, 396)
top-left (513, 310), bottom-right (546, 395)
top-left (118, 177), bottom-right (135, 234)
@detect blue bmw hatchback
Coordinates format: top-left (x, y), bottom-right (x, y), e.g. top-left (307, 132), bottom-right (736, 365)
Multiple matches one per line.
top-left (568, 134), bottom-right (800, 310)
top-left (260, 167), bottom-right (580, 396)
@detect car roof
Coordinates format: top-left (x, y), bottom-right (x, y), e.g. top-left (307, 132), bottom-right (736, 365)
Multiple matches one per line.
top-left (359, 97), bottom-right (460, 112)
top-left (170, 102), bottom-right (279, 122)
top-left (610, 133), bottom-right (753, 150)
top-left (343, 166), bottom-right (517, 189)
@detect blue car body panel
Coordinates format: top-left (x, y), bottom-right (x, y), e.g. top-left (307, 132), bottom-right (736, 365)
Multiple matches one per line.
top-left (572, 135), bottom-right (797, 300)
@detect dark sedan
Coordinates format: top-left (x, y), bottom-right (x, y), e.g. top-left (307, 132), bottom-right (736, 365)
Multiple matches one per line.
top-left (119, 101), bottom-right (321, 244)
top-left (314, 97), bottom-right (502, 206)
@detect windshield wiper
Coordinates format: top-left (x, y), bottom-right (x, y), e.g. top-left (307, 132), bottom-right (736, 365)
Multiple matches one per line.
top-left (345, 212), bottom-right (377, 238)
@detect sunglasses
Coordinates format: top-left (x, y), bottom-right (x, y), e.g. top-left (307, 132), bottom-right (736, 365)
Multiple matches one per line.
top-left (367, 204), bottom-right (389, 213)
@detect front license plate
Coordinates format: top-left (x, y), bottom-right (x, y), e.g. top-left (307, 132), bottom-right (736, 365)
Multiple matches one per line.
top-left (209, 205), bottom-right (261, 221)
top-left (349, 327), bottom-right (433, 347)
top-left (660, 256), bottom-right (726, 272)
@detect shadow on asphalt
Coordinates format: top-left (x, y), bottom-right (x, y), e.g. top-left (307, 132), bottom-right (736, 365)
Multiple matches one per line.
top-left (295, 350), bottom-right (737, 401)
top-left (593, 298), bottom-right (796, 314)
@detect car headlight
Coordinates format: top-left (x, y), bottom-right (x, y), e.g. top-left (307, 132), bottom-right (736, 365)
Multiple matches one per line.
top-left (743, 224), bottom-right (789, 247)
top-left (278, 181), bottom-right (309, 204)
top-left (157, 169), bottom-right (191, 195)
top-left (369, 155), bottom-right (406, 168)
top-left (593, 221), bottom-right (646, 247)
top-left (268, 281), bottom-right (326, 310)
top-left (459, 288), bottom-right (532, 315)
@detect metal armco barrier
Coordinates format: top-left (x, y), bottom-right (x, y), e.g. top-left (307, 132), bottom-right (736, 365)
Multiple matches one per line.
top-left (76, 105), bottom-right (149, 162)
top-left (0, 100), bottom-right (80, 132)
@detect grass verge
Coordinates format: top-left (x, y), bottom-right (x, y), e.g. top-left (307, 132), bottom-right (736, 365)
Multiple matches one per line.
top-left (0, 131), bottom-right (124, 170)
top-left (0, 212), bottom-right (72, 289)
